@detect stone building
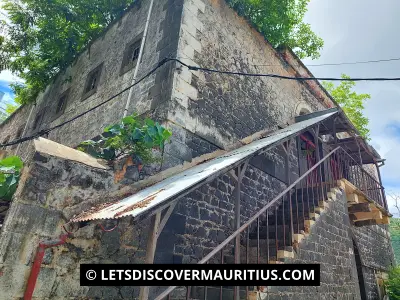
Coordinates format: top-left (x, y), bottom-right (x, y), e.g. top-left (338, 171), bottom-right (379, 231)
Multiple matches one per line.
top-left (0, 0), bottom-right (395, 299)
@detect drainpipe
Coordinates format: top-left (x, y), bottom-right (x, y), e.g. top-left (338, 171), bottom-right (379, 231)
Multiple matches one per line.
top-left (122, 0), bottom-right (155, 118)
top-left (15, 104), bottom-right (35, 156)
top-left (23, 234), bottom-right (69, 300)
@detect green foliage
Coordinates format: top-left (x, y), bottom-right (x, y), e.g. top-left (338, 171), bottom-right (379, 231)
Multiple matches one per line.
top-left (226, 0), bottom-right (324, 59)
top-left (0, 0), bottom-right (136, 104)
top-left (0, 156), bottom-right (23, 201)
top-left (5, 103), bottom-right (19, 115)
top-left (390, 218), bottom-right (400, 264)
top-left (322, 74), bottom-right (371, 140)
top-left (386, 265), bottom-right (400, 300)
top-left (77, 114), bottom-right (172, 163)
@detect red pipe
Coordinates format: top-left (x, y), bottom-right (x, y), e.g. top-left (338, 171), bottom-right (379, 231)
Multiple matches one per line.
top-left (24, 234), bottom-right (69, 300)
top-left (300, 134), bottom-right (316, 148)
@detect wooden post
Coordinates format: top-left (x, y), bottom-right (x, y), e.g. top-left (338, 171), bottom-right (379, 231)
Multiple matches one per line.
top-left (139, 212), bottom-right (161, 300)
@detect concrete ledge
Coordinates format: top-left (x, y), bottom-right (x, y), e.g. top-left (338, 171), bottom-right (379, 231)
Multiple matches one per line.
top-left (34, 137), bottom-right (108, 170)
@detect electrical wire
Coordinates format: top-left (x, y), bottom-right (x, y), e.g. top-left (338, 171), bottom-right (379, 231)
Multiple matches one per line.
top-left (252, 57), bottom-right (400, 67)
top-left (4, 57), bottom-right (400, 148)
top-left (307, 57), bottom-right (400, 67)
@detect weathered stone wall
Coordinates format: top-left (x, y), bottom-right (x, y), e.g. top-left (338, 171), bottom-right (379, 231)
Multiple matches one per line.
top-left (167, 0), bottom-right (336, 153)
top-left (353, 225), bottom-right (394, 299)
top-left (0, 0), bottom-right (184, 159)
top-left (0, 148), bottom-right (155, 299)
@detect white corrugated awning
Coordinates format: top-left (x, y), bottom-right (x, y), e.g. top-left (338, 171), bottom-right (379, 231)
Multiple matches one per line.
top-left (68, 108), bottom-right (338, 224)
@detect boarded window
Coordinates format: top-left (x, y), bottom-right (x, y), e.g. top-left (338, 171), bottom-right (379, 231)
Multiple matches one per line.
top-left (82, 63), bottom-right (103, 100)
top-left (120, 34), bottom-right (143, 75)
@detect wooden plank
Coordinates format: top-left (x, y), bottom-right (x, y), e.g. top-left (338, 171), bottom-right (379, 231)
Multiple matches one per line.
top-left (351, 211), bottom-right (382, 221)
top-left (354, 218), bottom-right (389, 226)
top-left (293, 234), bottom-right (305, 243)
top-left (277, 250), bottom-right (294, 259)
top-left (139, 212), bottom-right (161, 300)
top-left (337, 180), bottom-right (346, 189)
top-left (347, 193), bottom-right (359, 204)
top-left (348, 203), bottom-right (371, 213)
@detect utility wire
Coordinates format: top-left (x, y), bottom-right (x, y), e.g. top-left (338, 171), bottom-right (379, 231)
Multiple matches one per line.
top-left (4, 57), bottom-right (400, 148)
top-left (252, 57), bottom-right (400, 67)
top-left (307, 57), bottom-right (400, 67)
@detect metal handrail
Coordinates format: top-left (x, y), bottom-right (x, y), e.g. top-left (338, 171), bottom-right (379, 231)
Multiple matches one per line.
top-left (155, 146), bottom-right (341, 300)
top-left (340, 147), bottom-right (384, 189)
top-left (155, 145), bottom-right (388, 300)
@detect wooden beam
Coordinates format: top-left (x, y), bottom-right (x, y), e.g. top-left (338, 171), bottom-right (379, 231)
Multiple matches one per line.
top-left (139, 212), bottom-right (161, 300)
top-left (351, 211), bottom-right (382, 221)
top-left (348, 203), bottom-right (371, 213)
top-left (156, 202), bottom-right (177, 239)
top-left (354, 216), bottom-right (390, 226)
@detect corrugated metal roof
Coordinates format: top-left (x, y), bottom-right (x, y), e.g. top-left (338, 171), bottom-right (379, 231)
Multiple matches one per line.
top-left (68, 108), bottom-right (338, 224)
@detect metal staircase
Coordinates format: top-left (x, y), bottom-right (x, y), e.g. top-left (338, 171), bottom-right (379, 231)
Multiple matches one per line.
top-left (155, 145), bottom-right (389, 300)
top-left (65, 108), bottom-right (389, 300)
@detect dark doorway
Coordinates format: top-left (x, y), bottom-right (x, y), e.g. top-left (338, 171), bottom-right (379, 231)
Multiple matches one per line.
top-left (353, 239), bottom-right (367, 300)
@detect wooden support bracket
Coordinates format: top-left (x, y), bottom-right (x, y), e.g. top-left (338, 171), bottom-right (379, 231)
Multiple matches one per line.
top-left (351, 210), bottom-right (383, 222)
top-left (348, 203), bottom-right (371, 213)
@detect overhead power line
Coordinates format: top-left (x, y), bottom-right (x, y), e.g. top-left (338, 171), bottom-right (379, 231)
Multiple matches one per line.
top-left (253, 57), bottom-right (400, 67)
top-left (3, 57), bottom-right (400, 148)
top-left (306, 57), bottom-right (400, 67)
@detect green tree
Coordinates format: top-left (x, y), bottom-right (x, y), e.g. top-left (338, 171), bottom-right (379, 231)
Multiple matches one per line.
top-left (322, 74), bottom-right (371, 139)
top-left (5, 103), bottom-right (18, 115)
top-left (0, 0), bottom-right (324, 106)
top-left (0, 0), bottom-right (136, 105)
top-left (226, 0), bottom-right (324, 59)
top-left (386, 266), bottom-right (400, 300)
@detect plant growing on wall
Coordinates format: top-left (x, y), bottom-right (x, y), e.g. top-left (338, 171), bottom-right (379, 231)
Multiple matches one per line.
top-left (386, 266), bottom-right (400, 299)
top-left (0, 0), bottom-right (136, 105)
top-left (77, 114), bottom-right (172, 163)
top-left (0, 156), bottom-right (23, 201)
top-left (226, 0), bottom-right (324, 59)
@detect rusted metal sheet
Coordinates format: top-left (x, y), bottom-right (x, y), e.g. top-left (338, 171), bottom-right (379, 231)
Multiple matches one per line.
top-left (68, 109), bottom-right (338, 224)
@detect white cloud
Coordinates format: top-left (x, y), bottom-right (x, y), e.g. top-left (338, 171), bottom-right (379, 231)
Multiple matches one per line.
top-left (0, 70), bottom-right (23, 84)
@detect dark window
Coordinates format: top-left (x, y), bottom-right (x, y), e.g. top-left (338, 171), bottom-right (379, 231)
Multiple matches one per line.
top-left (52, 89), bottom-right (70, 121)
top-left (129, 40), bottom-right (141, 63)
top-left (82, 63), bottom-right (103, 100)
top-left (120, 34), bottom-right (143, 75)
top-left (56, 95), bottom-right (67, 114)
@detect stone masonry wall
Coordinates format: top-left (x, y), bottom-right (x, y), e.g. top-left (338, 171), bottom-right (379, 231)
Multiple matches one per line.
top-left (167, 0), bottom-right (336, 152)
top-left (0, 0), bottom-right (184, 160)
top-left (0, 149), bottom-right (155, 299)
top-left (353, 225), bottom-right (394, 299)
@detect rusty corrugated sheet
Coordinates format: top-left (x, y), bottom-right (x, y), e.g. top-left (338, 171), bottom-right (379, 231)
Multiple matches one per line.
top-left (68, 109), bottom-right (338, 223)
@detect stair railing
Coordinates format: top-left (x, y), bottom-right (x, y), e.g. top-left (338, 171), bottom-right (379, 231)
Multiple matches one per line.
top-left (155, 146), bottom-right (344, 300)
top-left (338, 149), bottom-right (387, 210)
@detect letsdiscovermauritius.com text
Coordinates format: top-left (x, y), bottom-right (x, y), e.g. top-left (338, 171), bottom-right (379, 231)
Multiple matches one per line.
top-left (100, 269), bottom-right (314, 281)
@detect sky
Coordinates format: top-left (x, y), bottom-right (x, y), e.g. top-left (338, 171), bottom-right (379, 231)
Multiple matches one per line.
top-left (0, 1), bottom-right (399, 214)
top-left (303, 0), bottom-right (400, 216)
